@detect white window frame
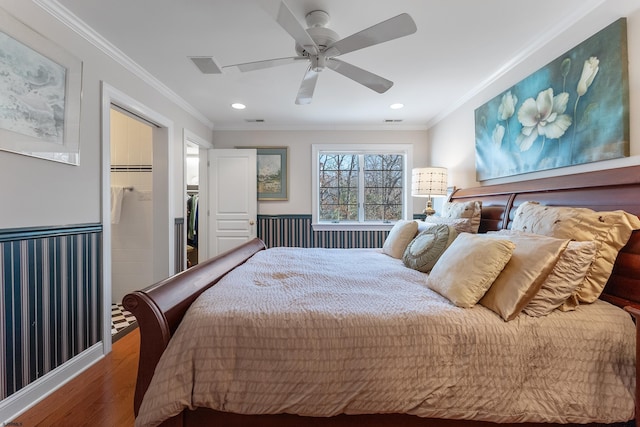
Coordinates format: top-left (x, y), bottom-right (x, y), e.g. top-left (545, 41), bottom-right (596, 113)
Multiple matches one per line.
top-left (312, 144), bottom-right (413, 231)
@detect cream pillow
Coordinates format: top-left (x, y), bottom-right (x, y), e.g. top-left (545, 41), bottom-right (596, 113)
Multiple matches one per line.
top-left (403, 224), bottom-right (458, 272)
top-left (382, 220), bottom-right (418, 259)
top-left (427, 233), bottom-right (515, 308)
top-left (511, 201), bottom-right (640, 304)
top-left (524, 239), bottom-right (598, 316)
top-left (480, 232), bottom-right (569, 321)
top-left (441, 200), bottom-right (482, 220)
top-left (424, 200), bottom-right (482, 233)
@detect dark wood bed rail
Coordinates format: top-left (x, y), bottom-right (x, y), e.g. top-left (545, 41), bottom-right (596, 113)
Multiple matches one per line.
top-left (124, 164), bottom-right (640, 427)
top-left (122, 238), bottom-right (266, 415)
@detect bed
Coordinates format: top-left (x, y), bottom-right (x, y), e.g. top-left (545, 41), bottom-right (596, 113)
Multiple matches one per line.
top-left (123, 165), bottom-right (640, 427)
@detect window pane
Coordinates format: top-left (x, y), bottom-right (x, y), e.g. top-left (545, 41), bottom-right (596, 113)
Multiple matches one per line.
top-left (364, 155), bottom-right (382, 170)
top-left (321, 170), bottom-right (338, 186)
top-left (319, 154), bottom-right (359, 222)
top-left (318, 152), bottom-right (404, 223)
top-left (363, 154), bottom-right (403, 222)
top-left (365, 206), bottom-right (380, 222)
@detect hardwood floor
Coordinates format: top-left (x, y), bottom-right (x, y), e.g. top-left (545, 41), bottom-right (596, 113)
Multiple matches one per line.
top-left (13, 328), bottom-right (139, 427)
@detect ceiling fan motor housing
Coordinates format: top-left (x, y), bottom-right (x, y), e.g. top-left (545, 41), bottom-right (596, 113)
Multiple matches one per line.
top-left (294, 10), bottom-right (339, 58)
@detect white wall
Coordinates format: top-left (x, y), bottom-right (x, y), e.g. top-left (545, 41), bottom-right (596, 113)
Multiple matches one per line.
top-left (212, 130), bottom-right (429, 215)
top-left (0, 0), bottom-right (213, 418)
top-left (0, 0), bottom-right (212, 229)
top-left (428, 2), bottom-right (640, 189)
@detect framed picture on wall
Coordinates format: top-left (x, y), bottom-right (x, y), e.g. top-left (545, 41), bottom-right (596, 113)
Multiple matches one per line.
top-left (255, 146), bottom-right (288, 201)
top-left (474, 18), bottom-right (629, 181)
top-left (0, 8), bottom-right (83, 165)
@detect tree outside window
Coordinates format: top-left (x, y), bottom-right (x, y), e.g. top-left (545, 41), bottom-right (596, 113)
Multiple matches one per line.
top-left (319, 153), bottom-right (404, 223)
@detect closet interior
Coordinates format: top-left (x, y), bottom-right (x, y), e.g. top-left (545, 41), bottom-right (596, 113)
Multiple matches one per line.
top-left (186, 144), bottom-right (200, 268)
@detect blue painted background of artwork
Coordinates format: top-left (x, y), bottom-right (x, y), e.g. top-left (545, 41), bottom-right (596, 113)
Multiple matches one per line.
top-left (474, 18), bottom-right (629, 181)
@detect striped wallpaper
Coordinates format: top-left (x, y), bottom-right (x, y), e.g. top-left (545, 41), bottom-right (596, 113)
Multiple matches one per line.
top-left (258, 215), bottom-right (394, 248)
top-left (0, 224), bottom-right (102, 400)
top-left (174, 217), bottom-right (185, 273)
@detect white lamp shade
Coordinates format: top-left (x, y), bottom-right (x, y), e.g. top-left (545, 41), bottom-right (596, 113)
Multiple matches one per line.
top-left (412, 167), bottom-right (448, 197)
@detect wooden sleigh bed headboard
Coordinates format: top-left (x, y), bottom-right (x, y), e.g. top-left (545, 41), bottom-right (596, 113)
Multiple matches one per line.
top-left (448, 165), bottom-right (640, 309)
top-left (123, 164), bottom-right (640, 427)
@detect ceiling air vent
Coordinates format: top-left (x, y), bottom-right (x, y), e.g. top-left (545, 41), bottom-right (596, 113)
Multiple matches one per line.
top-left (189, 56), bottom-right (222, 74)
top-left (384, 119), bottom-right (403, 123)
top-left (245, 119), bottom-right (265, 123)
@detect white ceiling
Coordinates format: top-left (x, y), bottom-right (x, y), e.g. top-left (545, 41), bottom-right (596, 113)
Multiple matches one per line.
top-left (51, 0), bottom-right (632, 130)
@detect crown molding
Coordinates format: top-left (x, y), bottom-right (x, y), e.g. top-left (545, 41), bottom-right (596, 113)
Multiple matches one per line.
top-left (33, 0), bottom-right (215, 130)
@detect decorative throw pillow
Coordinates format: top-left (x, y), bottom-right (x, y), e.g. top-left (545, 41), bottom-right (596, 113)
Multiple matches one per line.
top-left (511, 201), bottom-right (640, 305)
top-left (424, 200), bottom-right (482, 233)
top-left (403, 224), bottom-right (458, 272)
top-left (524, 239), bottom-right (598, 316)
top-left (441, 200), bottom-right (482, 219)
top-left (382, 220), bottom-right (418, 259)
top-left (426, 233), bottom-right (515, 308)
top-left (479, 231), bottom-right (570, 321)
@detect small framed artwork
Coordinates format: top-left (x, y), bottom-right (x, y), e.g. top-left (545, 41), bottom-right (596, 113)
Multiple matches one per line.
top-left (255, 147), bottom-right (288, 201)
top-left (0, 8), bottom-right (83, 165)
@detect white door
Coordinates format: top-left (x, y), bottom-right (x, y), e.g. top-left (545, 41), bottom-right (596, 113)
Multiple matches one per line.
top-left (208, 149), bottom-right (257, 256)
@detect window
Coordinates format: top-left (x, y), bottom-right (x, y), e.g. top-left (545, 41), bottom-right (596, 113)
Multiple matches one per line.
top-left (312, 144), bottom-right (413, 230)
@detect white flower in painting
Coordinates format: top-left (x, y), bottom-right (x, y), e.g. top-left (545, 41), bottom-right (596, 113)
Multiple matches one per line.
top-left (492, 124), bottom-right (505, 147)
top-left (498, 91), bottom-right (518, 121)
top-left (576, 56), bottom-right (599, 96)
top-left (516, 88), bottom-right (572, 152)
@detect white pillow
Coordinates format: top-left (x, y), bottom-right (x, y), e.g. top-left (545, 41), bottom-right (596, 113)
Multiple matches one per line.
top-left (382, 220), bottom-right (418, 259)
top-left (427, 233), bottom-right (515, 308)
top-left (424, 200), bottom-right (482, 233)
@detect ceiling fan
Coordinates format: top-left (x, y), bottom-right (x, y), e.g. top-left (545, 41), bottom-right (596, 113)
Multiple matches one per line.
top-left (221, 1), bottom-right (417, 105)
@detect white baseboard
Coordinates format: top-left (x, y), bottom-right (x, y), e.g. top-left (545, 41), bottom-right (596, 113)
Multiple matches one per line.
top-left (0, 343), bottom-right (104, 426)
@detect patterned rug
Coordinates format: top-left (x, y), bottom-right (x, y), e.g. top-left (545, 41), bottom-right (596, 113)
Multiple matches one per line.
top-left (111, 302), bottom-right (137, 337)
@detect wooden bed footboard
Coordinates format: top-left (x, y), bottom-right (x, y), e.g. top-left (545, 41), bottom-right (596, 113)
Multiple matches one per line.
top-left (122, 238), bottom-right (266, 415)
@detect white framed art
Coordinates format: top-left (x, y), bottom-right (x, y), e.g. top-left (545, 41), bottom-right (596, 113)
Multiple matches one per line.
top-left (0, 7), bottom-right (83, 165)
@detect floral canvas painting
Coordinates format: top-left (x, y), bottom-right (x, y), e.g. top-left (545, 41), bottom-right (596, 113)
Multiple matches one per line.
top-left (474, 18), bottom-right (629, 181)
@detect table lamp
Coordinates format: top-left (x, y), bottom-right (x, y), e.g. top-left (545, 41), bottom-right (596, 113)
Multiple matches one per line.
top-left (411, 167), bottom-right (448, 216)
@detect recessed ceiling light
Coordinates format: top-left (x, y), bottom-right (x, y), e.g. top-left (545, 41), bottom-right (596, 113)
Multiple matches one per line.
top-left (231, 103), bottom-right (246, 110)
top-left (390, 103), bottom-right (404, 110)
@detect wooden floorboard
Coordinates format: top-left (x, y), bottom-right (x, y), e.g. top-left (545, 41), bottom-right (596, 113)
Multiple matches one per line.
top-left (13, 328), bottom-right (139, 427)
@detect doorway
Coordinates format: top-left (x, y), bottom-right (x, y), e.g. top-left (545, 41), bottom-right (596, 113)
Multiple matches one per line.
top-left (182, 130), bottom-right (213, 266)
top-left (109, 107), bottom-right (154, 339)
top-left (101, 82), bottom-right (175, 353)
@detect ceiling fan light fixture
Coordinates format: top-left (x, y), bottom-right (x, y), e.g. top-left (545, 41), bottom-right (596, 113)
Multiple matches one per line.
top-left (231, 103), bottom-right (246, 110)
top-left (390, 103), bottom-right (404, 109)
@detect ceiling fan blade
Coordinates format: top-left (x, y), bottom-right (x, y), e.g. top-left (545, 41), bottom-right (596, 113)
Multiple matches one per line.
top-left (326, 58), bottom-right (393, 94)
top-left (296, 66), bottom-right (319, 105)
top-left (277, 1), bottom-right (319, 55)
top-left (223, 56), bottom-right (306, 72)
top-left (323, 13), bottom-right (417, 58)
